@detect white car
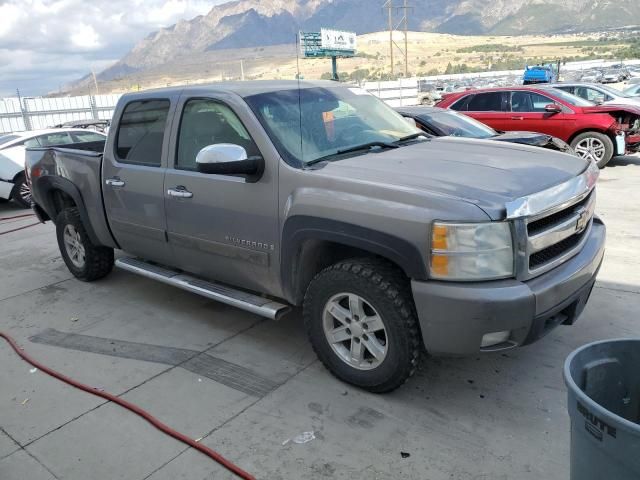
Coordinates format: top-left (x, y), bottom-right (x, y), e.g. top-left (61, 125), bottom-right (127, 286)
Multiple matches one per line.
top-left (552, 83), bottom-right (640, 108)
top-left (601, 70), bottom-right (624, 84)
top-left (579, 71), bottom-right (604, 83)
top-left (0, 129), bottom-right (106, 207)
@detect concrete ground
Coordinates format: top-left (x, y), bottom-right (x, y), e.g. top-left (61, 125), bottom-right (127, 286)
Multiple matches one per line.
top-left (1, 155), bottom-right (639, 480)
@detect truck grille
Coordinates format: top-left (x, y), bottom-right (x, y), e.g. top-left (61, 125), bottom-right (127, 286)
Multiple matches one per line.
top-left (529, 229), bottom-right (587, 269)
top-left (527, 192), bottom-right (593, 236)
top-left (525, 190), bottom-right (595, 276)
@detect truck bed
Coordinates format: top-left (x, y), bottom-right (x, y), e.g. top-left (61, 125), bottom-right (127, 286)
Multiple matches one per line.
top-left (25, 143), bottom-right (118, 249)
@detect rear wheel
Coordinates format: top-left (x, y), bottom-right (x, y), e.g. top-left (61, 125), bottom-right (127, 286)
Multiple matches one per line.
top-left (303, 258), bottom-right (421, 393)
top-left (570, 132), bottom-right (614, 168)
top-left (56, 208), bottom-right (114, 281)
top-left (10, 173), bottom-right (32, 208)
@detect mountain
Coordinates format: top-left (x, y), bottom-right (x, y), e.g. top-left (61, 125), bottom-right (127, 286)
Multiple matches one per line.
top-left (94, 0), bottom-right (639, 81)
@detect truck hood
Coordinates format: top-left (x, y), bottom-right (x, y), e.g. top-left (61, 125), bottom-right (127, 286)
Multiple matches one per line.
top-left (319, 137), bottom-right (588, 219)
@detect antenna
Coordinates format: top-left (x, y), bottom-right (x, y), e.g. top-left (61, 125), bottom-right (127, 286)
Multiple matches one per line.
top-left (295, 32), bottom-right (304, 165)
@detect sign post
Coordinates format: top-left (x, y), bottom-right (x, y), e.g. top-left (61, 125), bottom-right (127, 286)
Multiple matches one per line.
top-left (299, 28), bottom-right (357, 81)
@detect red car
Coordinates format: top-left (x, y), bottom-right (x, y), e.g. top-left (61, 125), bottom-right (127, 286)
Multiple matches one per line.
top-left (436, 86), bottom-right (640, 168)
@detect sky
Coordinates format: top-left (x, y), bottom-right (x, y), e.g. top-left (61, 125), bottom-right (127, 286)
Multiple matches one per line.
top-left (0, 0), bottom-right (228, 97)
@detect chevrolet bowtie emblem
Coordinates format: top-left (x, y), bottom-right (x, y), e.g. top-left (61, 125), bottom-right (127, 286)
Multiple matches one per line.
top-left (575, 207), bottom-right (590, 234)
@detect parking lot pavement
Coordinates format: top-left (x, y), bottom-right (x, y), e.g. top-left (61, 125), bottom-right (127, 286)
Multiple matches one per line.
top-left (1, 155), bottom-right (640, 480)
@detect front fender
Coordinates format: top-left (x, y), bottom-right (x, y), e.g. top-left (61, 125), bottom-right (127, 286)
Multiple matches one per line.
top-left (278, 183), bottom-right (489, 304)
top-left (281, 215), bottom-right (429, 298)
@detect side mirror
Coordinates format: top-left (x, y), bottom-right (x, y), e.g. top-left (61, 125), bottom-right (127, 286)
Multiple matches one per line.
top-left (196, 144), bottom-right (263, 181)
top-left (544, 103), bottom-right (562, 114)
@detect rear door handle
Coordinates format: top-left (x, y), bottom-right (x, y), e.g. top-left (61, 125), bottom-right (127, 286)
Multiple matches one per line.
top-left (511, 116), bottom-right (524, 120)
top-left (167, 187), bottom-right (193, 199)
top-left (105, 178), bottom-right (125, 187)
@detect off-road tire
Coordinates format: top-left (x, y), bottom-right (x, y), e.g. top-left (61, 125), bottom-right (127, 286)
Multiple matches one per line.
top-left (570, 131), bottom-right (614, 169)
top-left (56, 208), bottom-right (114, 281)
top-left (303, 257), bottom-right (421, 393)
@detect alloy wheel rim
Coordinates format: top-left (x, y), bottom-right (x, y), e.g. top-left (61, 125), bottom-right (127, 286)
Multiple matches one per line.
top-left (63, 225), bottom-right (86, 268)
top-left (322, 293), bottom-right (388, 370)
top-left (19, 183), bottom-right (32, 205)
top-left (575, 137), bottom-right (606, 162)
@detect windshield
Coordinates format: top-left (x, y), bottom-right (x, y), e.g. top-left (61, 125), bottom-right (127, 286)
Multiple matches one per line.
top-left (0, 134), bottom-right (19, 147)
top-left (544, 88), bottom-right (595, 107)
top-left (244, 86), bottom-right (420, 166)
top-left (420, 111), bottom-right (496, 139)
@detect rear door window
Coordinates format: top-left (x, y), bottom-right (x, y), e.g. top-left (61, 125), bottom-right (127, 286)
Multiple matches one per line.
top-left (116, 99), bottom-right (170, 166)
top-left (70, 131), bottom-right (106, 143)
top-left (38, 132), bottom-right (73, 146)
top-left (466, 92), bottom-right (505, 112)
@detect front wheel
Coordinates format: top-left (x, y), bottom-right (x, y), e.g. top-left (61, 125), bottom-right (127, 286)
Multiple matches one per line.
top-left (570, 132), bottom-right (614, 169)
top-left (303, 258), bottom-right (421, 393)
top-left (56, 208), bottom-right (114, 281)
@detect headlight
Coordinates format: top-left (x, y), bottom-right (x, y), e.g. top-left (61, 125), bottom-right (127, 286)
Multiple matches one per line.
top-left (430, 222), bottom-right (514, 281)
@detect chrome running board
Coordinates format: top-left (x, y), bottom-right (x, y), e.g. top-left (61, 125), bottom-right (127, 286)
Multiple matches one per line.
top-left (115, 257), bottom-right (290, 320)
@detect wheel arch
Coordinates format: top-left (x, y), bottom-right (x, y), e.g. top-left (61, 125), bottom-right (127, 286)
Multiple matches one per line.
top-left (33, 176), bottom-right (101, 245)
top-left (11, 169), bottom-right (25, 183)
top-left (281, 216), bottom-right (428, 305)
top-left (567, 128), bottom-right (615, 146)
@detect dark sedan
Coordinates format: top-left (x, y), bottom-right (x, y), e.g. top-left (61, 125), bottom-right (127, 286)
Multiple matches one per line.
top-left (397, 106), bottom-right (575, 154)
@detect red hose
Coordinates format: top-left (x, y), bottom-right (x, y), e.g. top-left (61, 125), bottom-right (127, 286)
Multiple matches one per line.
top-left (0, 213), bottom-right (36, 221)
top-left (0, 222), bottom-right (41, 236)
top-left (0, 332), bottom-right (256, 480)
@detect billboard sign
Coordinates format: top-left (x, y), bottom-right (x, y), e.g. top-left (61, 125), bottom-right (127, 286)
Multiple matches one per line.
top-left (321, 29), bottom-right (357, 53)
top-left (300, 29), bottom-right (356, 58)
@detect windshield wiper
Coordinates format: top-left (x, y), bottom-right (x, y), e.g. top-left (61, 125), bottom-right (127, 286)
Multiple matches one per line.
top-left (394, 132), bottom-right (429, 143)
top-left (305, 141), bottom-right (399, 167)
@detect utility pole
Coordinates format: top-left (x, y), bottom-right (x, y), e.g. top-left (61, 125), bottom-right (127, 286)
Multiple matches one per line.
top-left (386, 1), bottom-right (394, 76)
top-left (240, 59), bottom-right (245, 81)
top-left (91, 70), bottom-right (100, 95)
top-left (383, 1), bottom-right (411, 77)
top-left (403, 0), bottom-right (409, 77)
top-left (16, 88), bottom-right (32, 131)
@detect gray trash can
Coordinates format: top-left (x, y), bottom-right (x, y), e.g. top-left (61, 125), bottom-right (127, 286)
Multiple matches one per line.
top-left (564, 339), bottom-right (640, 480)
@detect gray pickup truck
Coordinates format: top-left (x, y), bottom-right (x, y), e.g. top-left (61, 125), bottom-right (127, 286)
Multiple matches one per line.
top-left (26, 80), bottom-right (605, 392)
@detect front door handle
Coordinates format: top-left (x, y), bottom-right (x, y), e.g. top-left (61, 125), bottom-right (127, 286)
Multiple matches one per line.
top-left (511, 116), bottom-right (524, 120)
top-left (105, 178), bottom-right (125, 187)
top-left (167, 187), bottom-right (193, 199)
